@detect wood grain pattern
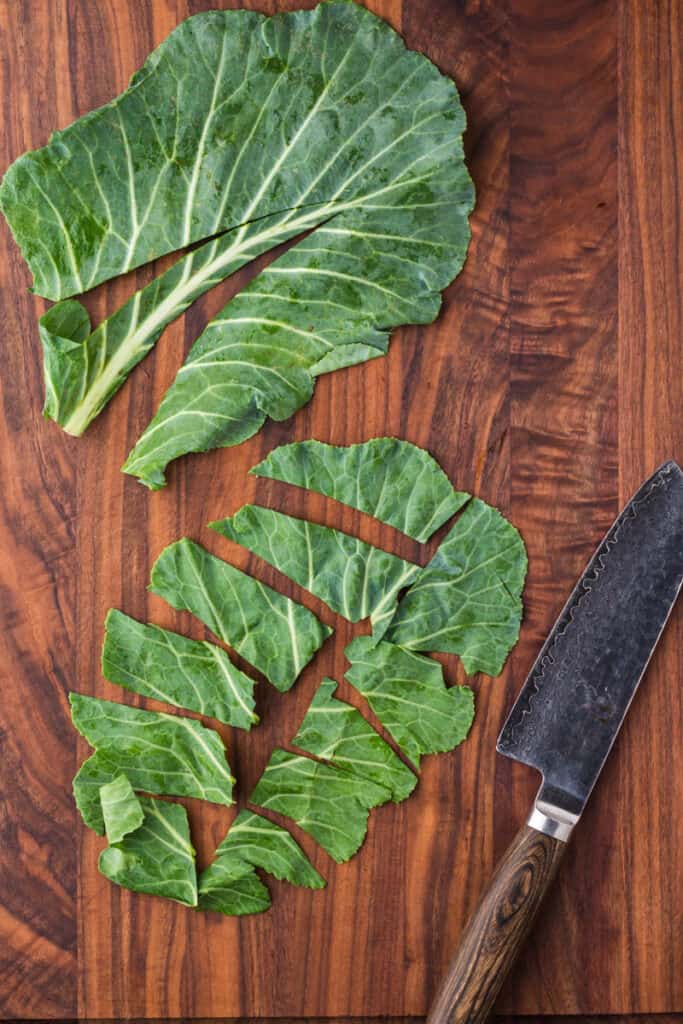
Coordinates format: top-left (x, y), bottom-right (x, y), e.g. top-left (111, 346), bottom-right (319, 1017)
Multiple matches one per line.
top-left (427, 827), bottom-right (566, 1024)
top-left (0, 0), bottom-right (680, 1020)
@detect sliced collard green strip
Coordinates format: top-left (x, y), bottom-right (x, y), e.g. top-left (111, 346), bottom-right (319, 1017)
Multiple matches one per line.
top-left (99, 795), bottom-right (198, 907)
top-left (40, 212), bottom-right (319, 436)
top-left (251, 438), bottom-right (469, 542)
top-left (99, 774), bottom-right (144, 843)
top-left (69, 694), bottom-right (234, 832)
top-left (344, 637), bottom-right (474, 770)
top-left (292, 678), bottom-right (416, 802)
top-left (215, 810), bottom-right (324, 888)
top-left (198, 857), bottom-right (271, 916)
top-left (385, 498), bottom-right (527, 676)
top-left (209, 809), bottom-right (324, 888)
top-left (102, 608), bottom-right (258, 729)
top-left (250, 748), bottom-right (388, 864)
top-left (198, 809), bottom-right (325, 915)
top-left (210, 505), bottom-right (419, 632)
top-left (149, 538), bottom-right (332, 691)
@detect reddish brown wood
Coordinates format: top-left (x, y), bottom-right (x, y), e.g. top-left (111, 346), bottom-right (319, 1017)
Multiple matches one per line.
top-left (0, 0), bottom-right (680, 1020)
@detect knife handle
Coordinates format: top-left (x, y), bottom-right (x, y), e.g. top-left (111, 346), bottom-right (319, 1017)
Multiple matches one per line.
top-left (426, 824), bottom-right (566, 1024)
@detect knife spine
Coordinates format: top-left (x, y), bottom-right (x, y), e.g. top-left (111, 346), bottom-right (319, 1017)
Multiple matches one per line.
top-left (500, 461), bottom-right (678, 749)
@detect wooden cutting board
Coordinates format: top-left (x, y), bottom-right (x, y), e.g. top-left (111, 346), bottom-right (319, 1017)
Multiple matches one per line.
top-left (1, 0), bottom-right (681, 1019)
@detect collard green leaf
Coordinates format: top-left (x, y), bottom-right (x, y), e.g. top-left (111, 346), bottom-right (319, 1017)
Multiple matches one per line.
top-left (99, 795), bottom-right (198, 907)
top-left (69, 693), bottom-right (234, 832)
top-left (214, 810), bottom-right (324, 888)
top-left (199, 807), bottom-right (324, 907)
top-left (344, 637), bottom-right (474, 769)
top-left (293, 678), bottom-right (416, 802)
top-left (102, 608), bottom-right (258, 729)
top-left (251, 438), bottom-right (469, 542)
top-left (198, 857), bottom-right (271, 916)
top-left (385, 498), bottom-right (527, 675)
top-left (250, 748), bottom-right (388, 863)
top-left (2, 4), bottom-right (472, 458)
top-left (39, 214), bottom-right (315, 435)
top-left (197, 808), bottom-right (324, 916)
top-left (99, 774), bottom-right (144, 843)
top-left (149, 538), bottom-right (332, 691)
top-left (210, 505), bottom-right (419, 632)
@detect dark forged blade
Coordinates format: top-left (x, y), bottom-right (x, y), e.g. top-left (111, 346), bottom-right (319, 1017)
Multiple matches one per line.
top-left (497, 460), bottom-right (683, 821)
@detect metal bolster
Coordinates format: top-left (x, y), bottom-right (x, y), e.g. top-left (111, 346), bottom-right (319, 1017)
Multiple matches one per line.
top-left (528, 782), bottom-right (581, 839)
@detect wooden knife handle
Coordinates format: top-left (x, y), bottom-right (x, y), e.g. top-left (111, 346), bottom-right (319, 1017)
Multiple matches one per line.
top-left (426, 824), bottom-right (567, 1024)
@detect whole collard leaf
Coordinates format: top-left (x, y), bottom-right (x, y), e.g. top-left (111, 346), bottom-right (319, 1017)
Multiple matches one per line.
top-left (0, 4), bottom-right (472, 463)
top-left (0, 4), bottom-right (473, 464)
top-left (102, 609), bottom-right (258, 729)
top-left (211, 505), bottom-right (419, 634)
top-left (251, 438), bottom-right (469, 542)
top-left (384, 498), bottom-right (527, 675)
top-left (70, 694), bottom-right (234, 832)
top-left (149, 538), bottom-right (332, 690)
top-left (99, 795), bottom-right (198, 907)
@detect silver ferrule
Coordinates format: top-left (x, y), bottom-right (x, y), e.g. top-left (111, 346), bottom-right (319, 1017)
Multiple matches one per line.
top-left (527, 799), bottom-right (579, 843)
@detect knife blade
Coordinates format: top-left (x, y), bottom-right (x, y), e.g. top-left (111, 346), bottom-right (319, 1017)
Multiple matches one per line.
top-left (427, 460), bottom-right (683, 1024)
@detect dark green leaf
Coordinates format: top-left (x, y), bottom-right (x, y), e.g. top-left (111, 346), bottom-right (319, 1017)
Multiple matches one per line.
top-left (149, 538), bottom-right (332, 691)
top-left (250, 748), bottom-right (388, 863)
top-left (385, 498), bottom-right (527, 675)
top-left (210, 505), bottom-right (419, 634)
top-left (197, 857), bottom-right (271, 916)
top-left (99, 773), bottom-right (144, 843)
top-left (99, 795), bottom-right (198, 907)
top-left (344, 637), bottom-right (474, 769)
top-left (292, 678), bottom-right (416, 802)
top-left (197, 807), bottom-right (325, 917)
top-left (102, 608), bottom-right (258, 729)
top-left (70, 693), bottom-right (234, 832)
top-left (251, 438), bottom-right (468, 541)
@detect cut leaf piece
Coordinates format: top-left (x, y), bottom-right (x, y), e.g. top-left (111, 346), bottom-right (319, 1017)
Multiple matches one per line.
top-left (210, 505), bottom-right (419, 632)
top-left (99, 796), bottom-right (198, 907)
top-left (385, 498), bottom-right (527, 675)
top-left (197, 808), bottom-right (324, 916)
top-left (69, 694), bottom-right (234, 833)
top-left (198, 857), bottom-right (271, 917)
top-left (99, 774), bottom-right (144, 843)
top-left (149, 539), bottom-right (332, 691)
top-left (102, 608), bottom-right (258, 729)
top-left (293, 678), bottom-right (416, 802)
top-left (250, 749), bottom-right (388, 864)
top-left (252, 438), bottom-right (469, 542)
top-left (344, 637), bottom-right (474, 770)
top-left (213, 810), bottom-right (324, 888)
top-left (40, 213), bottom-right (318, 435)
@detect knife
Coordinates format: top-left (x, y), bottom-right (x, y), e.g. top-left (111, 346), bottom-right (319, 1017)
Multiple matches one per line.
top-left (427, 459), bottom-right (683, 1024)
